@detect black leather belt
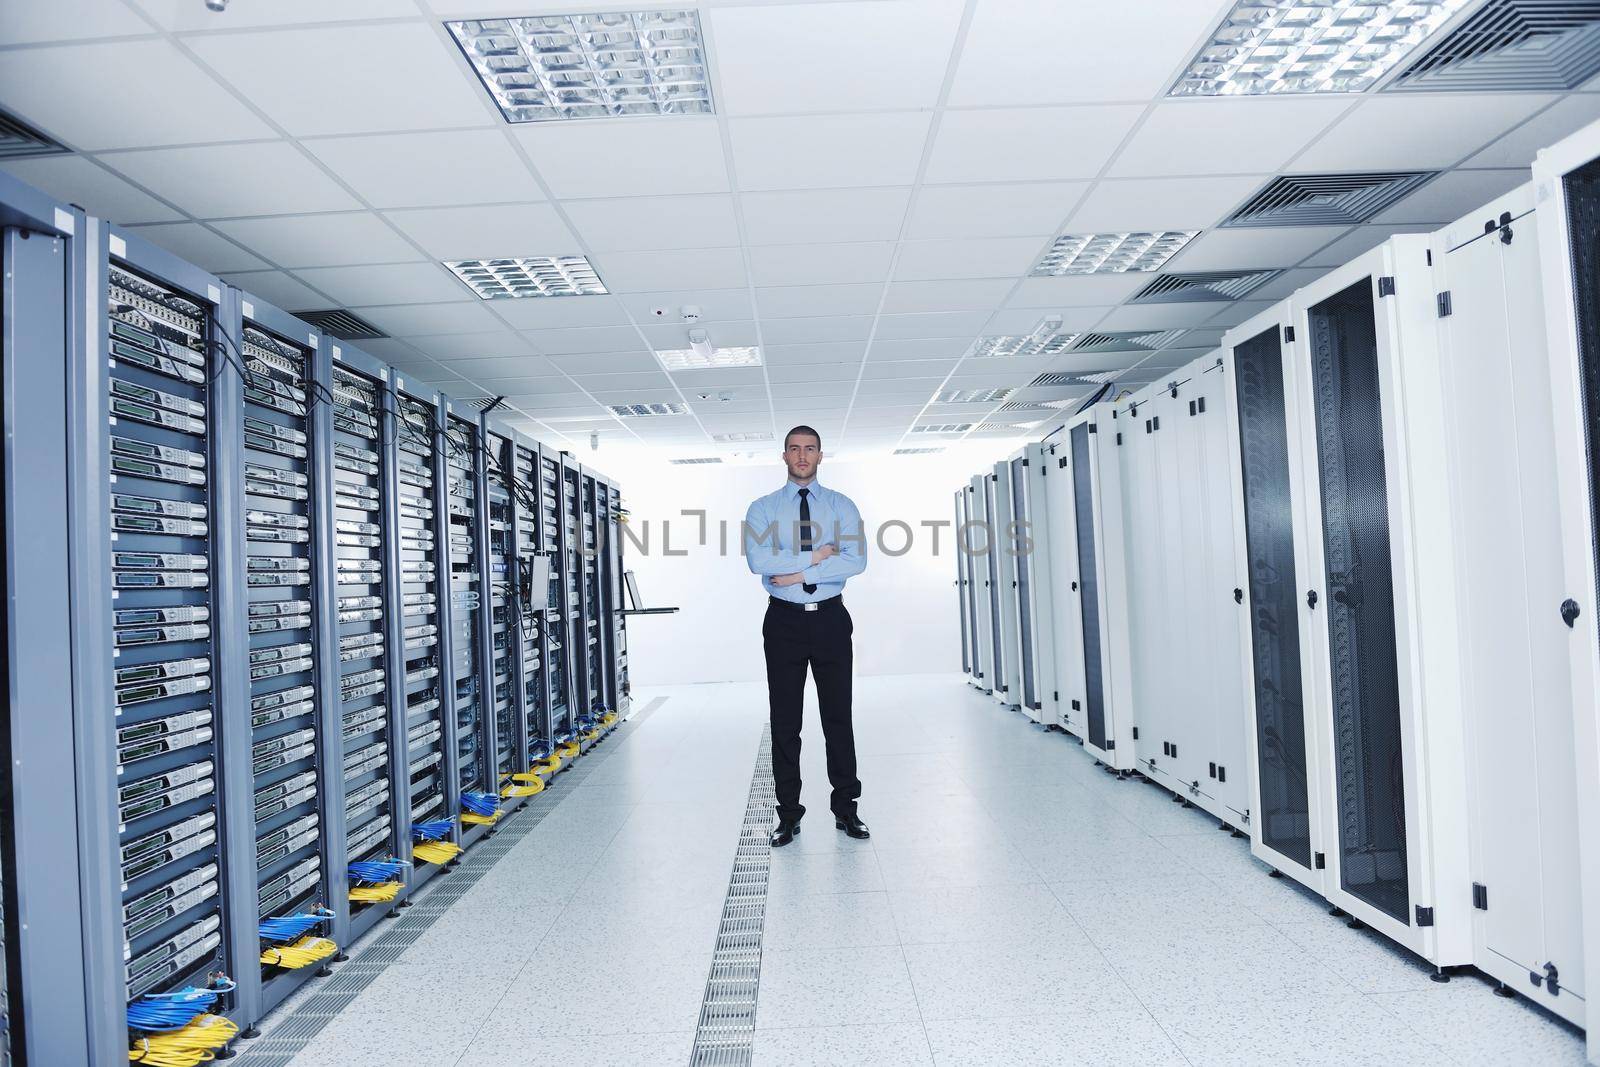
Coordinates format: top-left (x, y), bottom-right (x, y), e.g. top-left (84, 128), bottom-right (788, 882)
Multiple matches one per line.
top-left (768, 595), bottom-right (843, 614)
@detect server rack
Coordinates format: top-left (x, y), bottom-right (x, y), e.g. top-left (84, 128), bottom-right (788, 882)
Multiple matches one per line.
top-left (1221, 302), bottom-right (1329, 896)
top-left (1534, 119), bottom-right (1600, 1058)
top-left (483, 423), bottom-right (519, 802)
top-left (561, 458), bottom-right (591, 746)
top-left (954, 488), bottom-right (974, 685)
top-left (236, 300), bottom-right (339, 1011)
top-left (969, 474), bottom-right (997, 696)
top-left (990, 461), bottom-right (1022, 710)
top-left (1009, 444), bottom-right (1056, 724)
top-left (511, 433), bottom-right (553, 771)
top-left (593, 474), bottom-right (620, 717)
top-left (609, 479), bottom-right (632, 716)
top-left (325, 341), bottom-right (406, 941)
top-left (578, 468), bottom-right (603, 738)
top-left (541, 448), bottom-right (574, 750)
top-left (392, 379), bottom-right (456, 883)
top-left (1286, 239), bottom-right (1470, 964)
top-left (1037, 437), bottom-right (1081, 733)
top-left (3, 175), bottom-right (108, 1065)
top-left (443, 407), bottom-right (492, 845)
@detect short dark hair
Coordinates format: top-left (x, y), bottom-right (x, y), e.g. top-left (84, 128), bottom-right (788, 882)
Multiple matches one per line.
top-left (784, 425), bottom-right (822, 451)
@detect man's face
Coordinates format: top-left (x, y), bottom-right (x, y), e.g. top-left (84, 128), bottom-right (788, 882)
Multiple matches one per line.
top-left (783, 434), bottom-right (821, 481)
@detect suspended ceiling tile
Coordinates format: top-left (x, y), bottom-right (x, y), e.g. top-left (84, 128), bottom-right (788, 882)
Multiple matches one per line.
top-left (486, 293), bottom-right (635, 330)
top-left (1110, 98), bottom-right (1354, 178)
top-left (218, 269), bottom-right (328, 312)
top-left (1370, 167), bottom-right (1529, 225)
top-left (983, 306), bottom-right (1112, 334)
top-left (708, 0), bottom-right (963, 115)
top-left (212, 211), bottom-right (421, 268)
top-left (881, 279), bottom-right (1013, 314)
top-left (904, 181), bottom-right (1087, 240)
top-left (763, 341), bottom-right (868, 366)
top-left (756, 284), bottom-right (885, 320)
top-left (124, 221), bottom-right (267, 273)
top-left (1466, 96), bottom-right (1600, 168)
top-left (523, 325), bottom-right (649, 356)
top-left (353, 301), bottom-right (503, 336)
top-left (872, 310), bottom-right (993, 339)
top-left (1289, 93), bottom-right (1557, 172)
top-left (925, 106), bottom-right (1142, 184)
top-left (1168, 226), bottom-right (1350, 272)
top-left (1005, 274), bottom-right (1148, 308)
top-left (1300, 224), bottom-right (1435, 268)
top-left (950, 0), bottom-right (1220, 106)
top-left (517, 118), bottom-right (729, 199)
top-left (1095, 303), bottom-right (1224, 332)
top-left (748, 242), bottom-right (896, 287)
top-left (893, 236), bottom-right (1047, 281)
top-left (548, 351), bottom-right (661, 375)
top-left (102, 142), bottom-right (362, 217)
top-left (760, 315), bottom-right (875, 345)
top-left (1, 0), bottom-right (150, 43)
top-left (869, 337), bottom-right (972, 360)
top-left (384, 203), bottom-right (578, 260)
top-left (730, 112), bottom-right (932, 191)
top-left (562, 194), bottom-right (741, 252)
top-left (136, 0), bottom-right (418, 29)
top-left (617, 289), bottom-right (754, 325)
top-left (858, 359), bottom-right (956, 381)
top-left (305, 130), bottom-right (541, 209)
top-left (405, 333), bottom-right (537, 361)
top-left (188, 23), bottom-right (488, 137)
top-left (638, 320), bottom-right (758, 350)
top-left (296, 261), bottom-right (465, 306)
top-left (0, 39), bottom-right (274, 150)
top-left (1067, 174), bottom-right (1265, 232)
top-left (1202, 299), bottom-right (1275, 330)
top-left (767, 361), bottom-right (861, 383)
top-left (0, 155), bottom-right (181, 224)
top-left (591, 246), bottom-right (748, 293)
top-left (738, 187), bottom-right (913, 245)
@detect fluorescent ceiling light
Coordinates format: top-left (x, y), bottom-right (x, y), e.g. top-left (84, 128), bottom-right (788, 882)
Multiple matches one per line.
top-left (713, 431), bottom-right (772, 443)
top-left (893, 447), bottom-right (945, 455)
top-left (1170, 0), bottom-right (1472, 97)
top-left (937, 387), bottom-right (1013, 404)
top-left (912, 423), bottom-right (973, 434)
top-left (657, 345), bottom-right (762, 371)
top-left (1032, 232), bottom-right (1196, 276)
top-left (971, 332), bottom-right (1082, 358)
top-left (446, 256), bottom-right (607, 299)
top-left (447, 10), bottom-right (713, 123)
top-left (669, 457), bottom-right (722, 464)
top-left (608, 402), bottom-right (689, 417)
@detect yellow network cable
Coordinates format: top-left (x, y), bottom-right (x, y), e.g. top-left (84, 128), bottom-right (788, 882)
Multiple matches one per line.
top-left (502, 777), bottom-right (543, 797)
top-left (259, 935), bottom-right (338, 970)
top-left (532, 754), bottom-right (563, 773)
top-left (556, 741), bottom-right (579, 759)
top-left (129, 1013), bottom-right (238, 1066)
top-left (601, 711), bottom-right (618, 727)
top-left (461, 810), bottom-right (499, 826)
top-left (412, 838), bottom-right (462, 865)
top-left (348, 881), bottom-right (402, 904)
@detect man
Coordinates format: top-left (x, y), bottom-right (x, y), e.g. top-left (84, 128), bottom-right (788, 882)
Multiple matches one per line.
top-left (743, 425), bottom-right (869, 847)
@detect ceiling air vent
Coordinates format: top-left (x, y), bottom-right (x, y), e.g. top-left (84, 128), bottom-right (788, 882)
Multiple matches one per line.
top-left (669, 457), bottom-right (723, 465)
top-left (998, 401), bottom-right (1056, 414)
top-left (1029, 372), bottom-right (1077, 388)
top-left (608, 402), bottom-right (690, 418)
top-left (1224, 171), bottom-right (1438, 227)
top-left (893, 447), bottom-right (945, 455)
top-left (713, 431), bottom-right (772, 443)
top-left (912, 423), bottom-right (973, 434)
top-left (1131, 270), bottom-right (1280, 304)
top-left (1388, 0), bottom-right (1600, 92)
top-left (293, 308), bottom-right (389, 340)
top-left (936, 387), bottom-right (1013, 404)
top-left (0, 109), bottom-right (68, 160)
top-left (459, 395), bottom-right (506, 412)
top-left (1031, 370), bottom-right (1119, 389)
top-left (1071, 330), bottom-right (1185, 353)
top-left (969, 422), bottom-right (1031, 435)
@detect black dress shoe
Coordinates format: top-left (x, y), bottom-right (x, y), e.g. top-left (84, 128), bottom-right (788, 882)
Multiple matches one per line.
top-left (770, 820), bottom-right (801, 847)
top-left (835, 813), bottom-right (870, 839)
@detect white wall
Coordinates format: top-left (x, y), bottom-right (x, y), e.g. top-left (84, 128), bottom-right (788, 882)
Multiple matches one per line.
top-left (596, 443), bottom-right (1023, 686)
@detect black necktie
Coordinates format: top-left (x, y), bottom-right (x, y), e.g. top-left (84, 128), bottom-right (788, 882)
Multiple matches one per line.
top-left (798, 488), bottom-right (816, 594)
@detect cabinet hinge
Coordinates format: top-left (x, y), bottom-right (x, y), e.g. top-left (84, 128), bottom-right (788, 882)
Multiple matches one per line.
top-left (1131, 726), bottom-right (1139, 740)
top-left (1414, 905), bottom-right (1434, 927)
top-left (1103, 739), bottom-right (1114, 751)
top-left (1314, 852), bottom-right (1326, 870)
top-left (1088, 423), bottom-right (1098, 434)
top-left (1378, 276), bottom-right (1396, 297)
top-left (1472, 883), bottom-right (1488, 910)
top-left (1116, 432), bottom-right (1123, 445)
top-left (1021, 458), bottom-right (1029, 467)
top-left (1058, 456), bottom-right (1067, 469)
top-left (1053, 690), bottom-right (1059, 702)
top-left (1283, 325), bottom-right (1295, 343)
top-left (1436, 291), bottom-right (1453, 318)
top-left (1217, 765), bottom-right (1226, 783)
top-left (1070, 698), bottom-right (1080, 710)
top-left (1425, 248), bottom-right (1433, 266)
top-left (1208, 761), bottom-right (1217, 778)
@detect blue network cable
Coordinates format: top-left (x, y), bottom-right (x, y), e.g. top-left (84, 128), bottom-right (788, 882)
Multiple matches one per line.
top-left (258, 907), bottom-right (333, 945)
top-left (347, 858), bottom-right (407, 884)
top-left (126, 976), bottom-right (236, 1033)
top-left (412, 818), bottom-right (453, 841)
top-left (460, 790), bottom-right (499, 817)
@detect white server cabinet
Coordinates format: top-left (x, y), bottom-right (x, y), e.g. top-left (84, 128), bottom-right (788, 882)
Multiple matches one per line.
top-left (1535, 117), bottom-right (1600, 1061)
top-left (1049, 405), bottom-right (1136, 768)
top-left (990, 460), bottom-right (1022, 710)
top-left (1009, 445), bottom-right (1056, 723)
top-left (1115, 356), bottom-right (1250, 827)
top-left (955, 488), bottom-right (974, 684)
top-left (969, 474), bottom-right (997, 696)
top-left (1435, 181), bottom-right (1585, 1025)
top-left (1222, 301), bottom-right (1330, 897)
top-left (1284, 237), bottom-right (1470, 966)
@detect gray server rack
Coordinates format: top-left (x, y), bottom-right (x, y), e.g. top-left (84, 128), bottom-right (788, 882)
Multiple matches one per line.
top-left (954, 488), bottom-right (973, 684)
top-left (484, 424), bottom-right (519, 799)
top-left (606, 478), bottom-right (631, 717)
top-left (443, 408), bottom-right (492, 844)
top-left (512, 434), bottom-right (553, 768)
top-left (541, 449), bottom-right (575, 750)
top-left (561, 459), bottom-right (591, 747)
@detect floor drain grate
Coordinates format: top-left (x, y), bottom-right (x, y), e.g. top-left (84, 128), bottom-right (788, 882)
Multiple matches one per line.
top-left (689, 726), bottom-right (774, 1067)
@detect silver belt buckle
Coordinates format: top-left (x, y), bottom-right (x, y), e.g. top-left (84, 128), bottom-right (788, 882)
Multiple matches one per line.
top-left (804, 602), bottom-right (818, 612)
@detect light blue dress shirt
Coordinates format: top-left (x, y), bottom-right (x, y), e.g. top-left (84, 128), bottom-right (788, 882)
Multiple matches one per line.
top-left (743, 479), bottom-right (868, 604)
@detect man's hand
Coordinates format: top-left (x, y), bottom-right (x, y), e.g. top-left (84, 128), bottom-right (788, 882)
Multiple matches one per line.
top-left (810, 543), bottom-right (837, 566)
top-left (769, 572), bottom-right (806, 588)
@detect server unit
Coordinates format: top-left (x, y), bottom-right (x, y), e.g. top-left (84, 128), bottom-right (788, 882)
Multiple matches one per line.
top-left (609, 479), bottom-right (632, 716)
top-left (1044, 405), bottom-right (1136, 768)
top-left (543, 449), bottom-right (575, 748)
top-left (989, 461), bottom-right (1022, 710)
top-left (484, 424), bottom-right (520, 799)
top-left (1249, 238), bottom-right (1471, 965)
top-left (970, 473), bottom-right (999, 696)
top-left (1007, 445), bottom-right (1056, 724)
top-left (1221, 302), bottom-right (1329, 895)
top-left (1115, 355), bottom-right (1249, 827)
top-left (954, 488), bottom-right (973, 684)
top-left (444, 408), bottom-right (492, 842)
top-left (1534, 118), bottom-right (1600, 1059)
top-left (957, 482), bottom-right (987, 690)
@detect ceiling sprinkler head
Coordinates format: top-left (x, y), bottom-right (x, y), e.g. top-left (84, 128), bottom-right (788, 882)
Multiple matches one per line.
top-left (589, 431), bottom-right (600, 451)
top-left (206, 0), bottom-right (228, 11)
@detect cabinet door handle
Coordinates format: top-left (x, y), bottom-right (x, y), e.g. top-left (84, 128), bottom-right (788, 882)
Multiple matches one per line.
top-left (1233, 588), bottom-right (1243, 604)
top-left (1306, 590), bottom-right (1318, 610)
top-left (1561, 598), bottom-right (1581, 628)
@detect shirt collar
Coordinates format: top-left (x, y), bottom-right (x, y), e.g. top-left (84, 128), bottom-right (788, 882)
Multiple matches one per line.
top-left (783, 477), bottom-right (821, 499)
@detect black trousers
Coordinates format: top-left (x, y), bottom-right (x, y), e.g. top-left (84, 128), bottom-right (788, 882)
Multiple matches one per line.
top-left (762, 597), bottom-right (860, 823)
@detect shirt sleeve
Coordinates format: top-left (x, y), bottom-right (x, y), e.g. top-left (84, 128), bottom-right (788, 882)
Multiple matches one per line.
top-left (801, 492), bottom-right (867, 584)
top-left (743, 496), bottom-right (808, 577)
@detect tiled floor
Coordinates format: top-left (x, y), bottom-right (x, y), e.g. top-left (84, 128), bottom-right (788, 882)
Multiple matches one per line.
top-left (276, 673), bottom-right (1589, 1066)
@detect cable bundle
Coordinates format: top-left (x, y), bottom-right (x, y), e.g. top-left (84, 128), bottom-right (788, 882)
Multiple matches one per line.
top-left (556, 740), bottom-right (580, 760)
top-left (259, 935), bottom-right (337, 970)
top-left (128, 1013), bottom-right (239, 1066)
top-left (411, 818), bottom-right (461, 864)
top-left (349, 881), bottom-right (402, 903)
top-left (412, 818), bottom-right (453, 841)
top-left (460, 790), bottom-right (500, 825)
top-left (502, 775), bottom-right (544, 798)
top-left (258, 907), bottom-right (333, 945)
top-left (126, 978), bottom-right (236, 1033)
top-left (348, 858), bottom-right (407, 883)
